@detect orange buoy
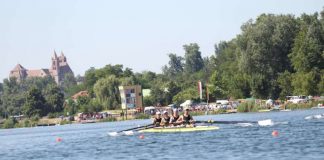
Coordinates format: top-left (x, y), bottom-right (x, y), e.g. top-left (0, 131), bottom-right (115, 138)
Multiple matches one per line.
top-left (272, 130), bottom-right (279, 137)
top-left (56, 137), bottom-right (62, 142)
top-left (139, 134), bottom-right (144, 139)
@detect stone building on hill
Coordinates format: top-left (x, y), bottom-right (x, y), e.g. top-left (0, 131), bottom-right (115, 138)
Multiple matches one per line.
top-left (9, 51), bottom-right (74, 85)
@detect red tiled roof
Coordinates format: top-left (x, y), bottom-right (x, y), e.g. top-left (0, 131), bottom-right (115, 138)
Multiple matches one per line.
top-left (71, 91), bottom-right (89, 100)
top-left (12, 64), bottom-right (26, 71)
top-left (26, 69), bottom-right (51, 77)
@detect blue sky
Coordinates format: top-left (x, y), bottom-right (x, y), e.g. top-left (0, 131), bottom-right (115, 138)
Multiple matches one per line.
top-left (0, 0), bottom-right (323, 81)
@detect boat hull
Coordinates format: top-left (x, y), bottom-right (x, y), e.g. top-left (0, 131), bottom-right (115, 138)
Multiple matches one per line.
top-left (138, 126), bottom-right (219, 133)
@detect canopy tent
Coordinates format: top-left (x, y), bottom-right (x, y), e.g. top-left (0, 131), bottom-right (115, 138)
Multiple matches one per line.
top-left (180, 100), bottom-right (193, 107)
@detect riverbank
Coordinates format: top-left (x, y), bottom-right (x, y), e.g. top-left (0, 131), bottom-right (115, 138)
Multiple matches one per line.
top-left (1, 101), bottom-right (323, 129)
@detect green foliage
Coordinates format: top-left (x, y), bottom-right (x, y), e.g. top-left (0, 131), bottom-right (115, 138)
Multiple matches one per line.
top-left (209, 70), bottom-right (227, 99)
top-left (286, 100), bottom-right (324, 110)
top-left (172, 87), bottom-right (199, 104)
top-left (237, 101), bottom-right (259, 112)
top-left (277, 71), bottom-right (293, 100)
top-left (184, 43), bottom-right (204, 73)
top-left (44, 84), bottom-right (64, 113)
top-left (289, 13), bottom-right (324, 72)
top-left (143, 96), bottom-right (154, 106)
top-left (2, 117), bottom-right (18, 129)
top-left (61, 73), bottom-right (77, 92)
top-left (163, 53), bottom-right (184, 77)
top-left (60, 119), bottom-right (72, 125)
top-left (23, 87), bottom-right (47, 118)
top-left (93, 76), bottom-right (121, 110)
top-left (64, 99), bottom-right (78, 116)
top-left (292, 71), bottom-right (319, 95)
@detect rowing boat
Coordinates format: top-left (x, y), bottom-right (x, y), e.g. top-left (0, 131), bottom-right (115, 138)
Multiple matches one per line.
top-left (138, 126), bottom-right (219, 133)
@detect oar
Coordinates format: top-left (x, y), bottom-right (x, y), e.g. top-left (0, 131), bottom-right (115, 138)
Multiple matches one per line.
top-left (195, 119), bottom-right (273, 126)
top-left (108, 124), bottom-right (154, 136)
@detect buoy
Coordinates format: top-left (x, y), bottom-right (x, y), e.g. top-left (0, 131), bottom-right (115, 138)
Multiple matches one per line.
top-left (272, 130), bottom-right (279, 137)
top-left (56, 137), bottom-right (62, 142)
top-left (139, 134), bottom-right (144, 139)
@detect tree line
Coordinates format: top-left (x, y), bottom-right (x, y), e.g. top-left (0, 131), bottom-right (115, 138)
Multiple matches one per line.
top-left (0, 9), bottom-right (323, 119)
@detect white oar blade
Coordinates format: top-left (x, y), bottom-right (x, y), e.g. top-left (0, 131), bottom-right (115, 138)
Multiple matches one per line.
top-left (108, 132), bottom-right (119, 137)
top-left (258, 119), bottom-right (274, 126)
top-left (123, 131), bottom-right (134, 136)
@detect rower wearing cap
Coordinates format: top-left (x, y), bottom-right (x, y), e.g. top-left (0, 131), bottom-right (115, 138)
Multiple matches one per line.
top-left (161, 111), bottom-right (171, 126)
top-left (170, 109), bottom-right (180, 126)
top-left (153, 111), bottom-right (162, 127)
top-left (177, 108), bottom-right (194, 126)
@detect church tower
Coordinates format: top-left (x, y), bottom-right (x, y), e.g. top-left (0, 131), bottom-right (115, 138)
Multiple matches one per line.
top-left (51, 50), bottom-right (60, 84)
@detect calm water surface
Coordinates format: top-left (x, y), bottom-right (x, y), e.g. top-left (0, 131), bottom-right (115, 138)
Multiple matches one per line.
top-left (1, 109), bottom-right (324, 160)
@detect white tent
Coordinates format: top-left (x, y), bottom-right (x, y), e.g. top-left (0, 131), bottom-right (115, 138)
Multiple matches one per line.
top-left (180, 100), bottom-right (193, 107)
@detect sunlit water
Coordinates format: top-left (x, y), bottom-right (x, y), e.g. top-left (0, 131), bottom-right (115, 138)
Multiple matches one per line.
top-left (1, 109), bottom-right (324, 160)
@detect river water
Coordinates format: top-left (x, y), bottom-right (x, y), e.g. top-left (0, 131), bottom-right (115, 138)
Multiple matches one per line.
top-left (1, 109), bottom-right (324, 160)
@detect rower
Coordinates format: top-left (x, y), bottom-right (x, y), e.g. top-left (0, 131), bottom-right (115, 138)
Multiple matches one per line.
top-left (177, 108), bottom-right (195, 126)
top-left (161, 111), bottom-right (171, 127)
top-left (170, 109), bottom-right (180, 126)
top-left (153, 111), bottom-right (162, 127)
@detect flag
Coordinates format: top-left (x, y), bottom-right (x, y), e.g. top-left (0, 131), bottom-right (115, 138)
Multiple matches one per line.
top-left (198, 81), bottom-right (202, 100)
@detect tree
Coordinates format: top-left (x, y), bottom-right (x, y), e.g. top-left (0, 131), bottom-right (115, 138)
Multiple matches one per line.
top-left (184, 43), bottom-right (204, 73)
top-left (163, 53), bottom-right (184, 76)
top-left (0, 83), bottom-right (3, 94)
top-left (44, 84), bottom-right (64, 113)
top-left (292, 71), bottom-right (318, 95)
top-left (237, 14), bottom-right (298, 98)
top-left (123, 67), bottom-right (134, 77)
top-left (64, 99), bottom-right (78, 116)
top-left (172, 87), bottom-right (199, 104)
top-left (1, 77), bottom-right (24, 117)
top-left (289, 13), bottom-right (324, 72)
top-left (164, 81), bottom-right (181, 104)
top-left (61, 73), bottom-right (77, 93)
top-left (149, 85), bottom-right (166, 106)
top-left (93, 76), bottom-right (121, 110)
top-left (208, 70), bottom-right (227, 99)
top-left (23, 87), bottom-right (47, 118)
top-left (277, 71), bottom-right (293, 99)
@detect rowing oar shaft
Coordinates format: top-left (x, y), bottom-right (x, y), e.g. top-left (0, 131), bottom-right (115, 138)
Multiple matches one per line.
top-left (195, 120), bottom-right (257, 124)
top-left (117, 124), bottom-right (154, 133)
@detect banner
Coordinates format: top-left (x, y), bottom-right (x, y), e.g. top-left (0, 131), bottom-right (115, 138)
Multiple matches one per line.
top-left (198, 81), bottom-right (202, 100)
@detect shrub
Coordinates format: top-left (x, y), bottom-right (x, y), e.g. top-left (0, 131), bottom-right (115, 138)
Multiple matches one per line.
top-left (237, 101), bottom-right (258, 112)
top-left (285, 100), bottom-right (324, 110)
top-left (60, 120), bottom-right (72, 125)
top-left (2, 118), bottom-right (18, 129)
top-left (47, 113), bottom-right (56, 118)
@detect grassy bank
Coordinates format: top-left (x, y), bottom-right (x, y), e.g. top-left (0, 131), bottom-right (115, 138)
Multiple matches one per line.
top-left (237, 100), bottom-right (324, 113)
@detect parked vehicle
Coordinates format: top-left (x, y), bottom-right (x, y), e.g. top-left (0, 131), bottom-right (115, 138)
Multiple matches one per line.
top-left (286, 96), bottom-right (308, 104)
top-left (144, 106), bottom-right (156, 115)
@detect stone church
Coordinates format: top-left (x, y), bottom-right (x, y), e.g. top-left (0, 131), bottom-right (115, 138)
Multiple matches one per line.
top-left (9, 51), bottom-right (74, 85)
